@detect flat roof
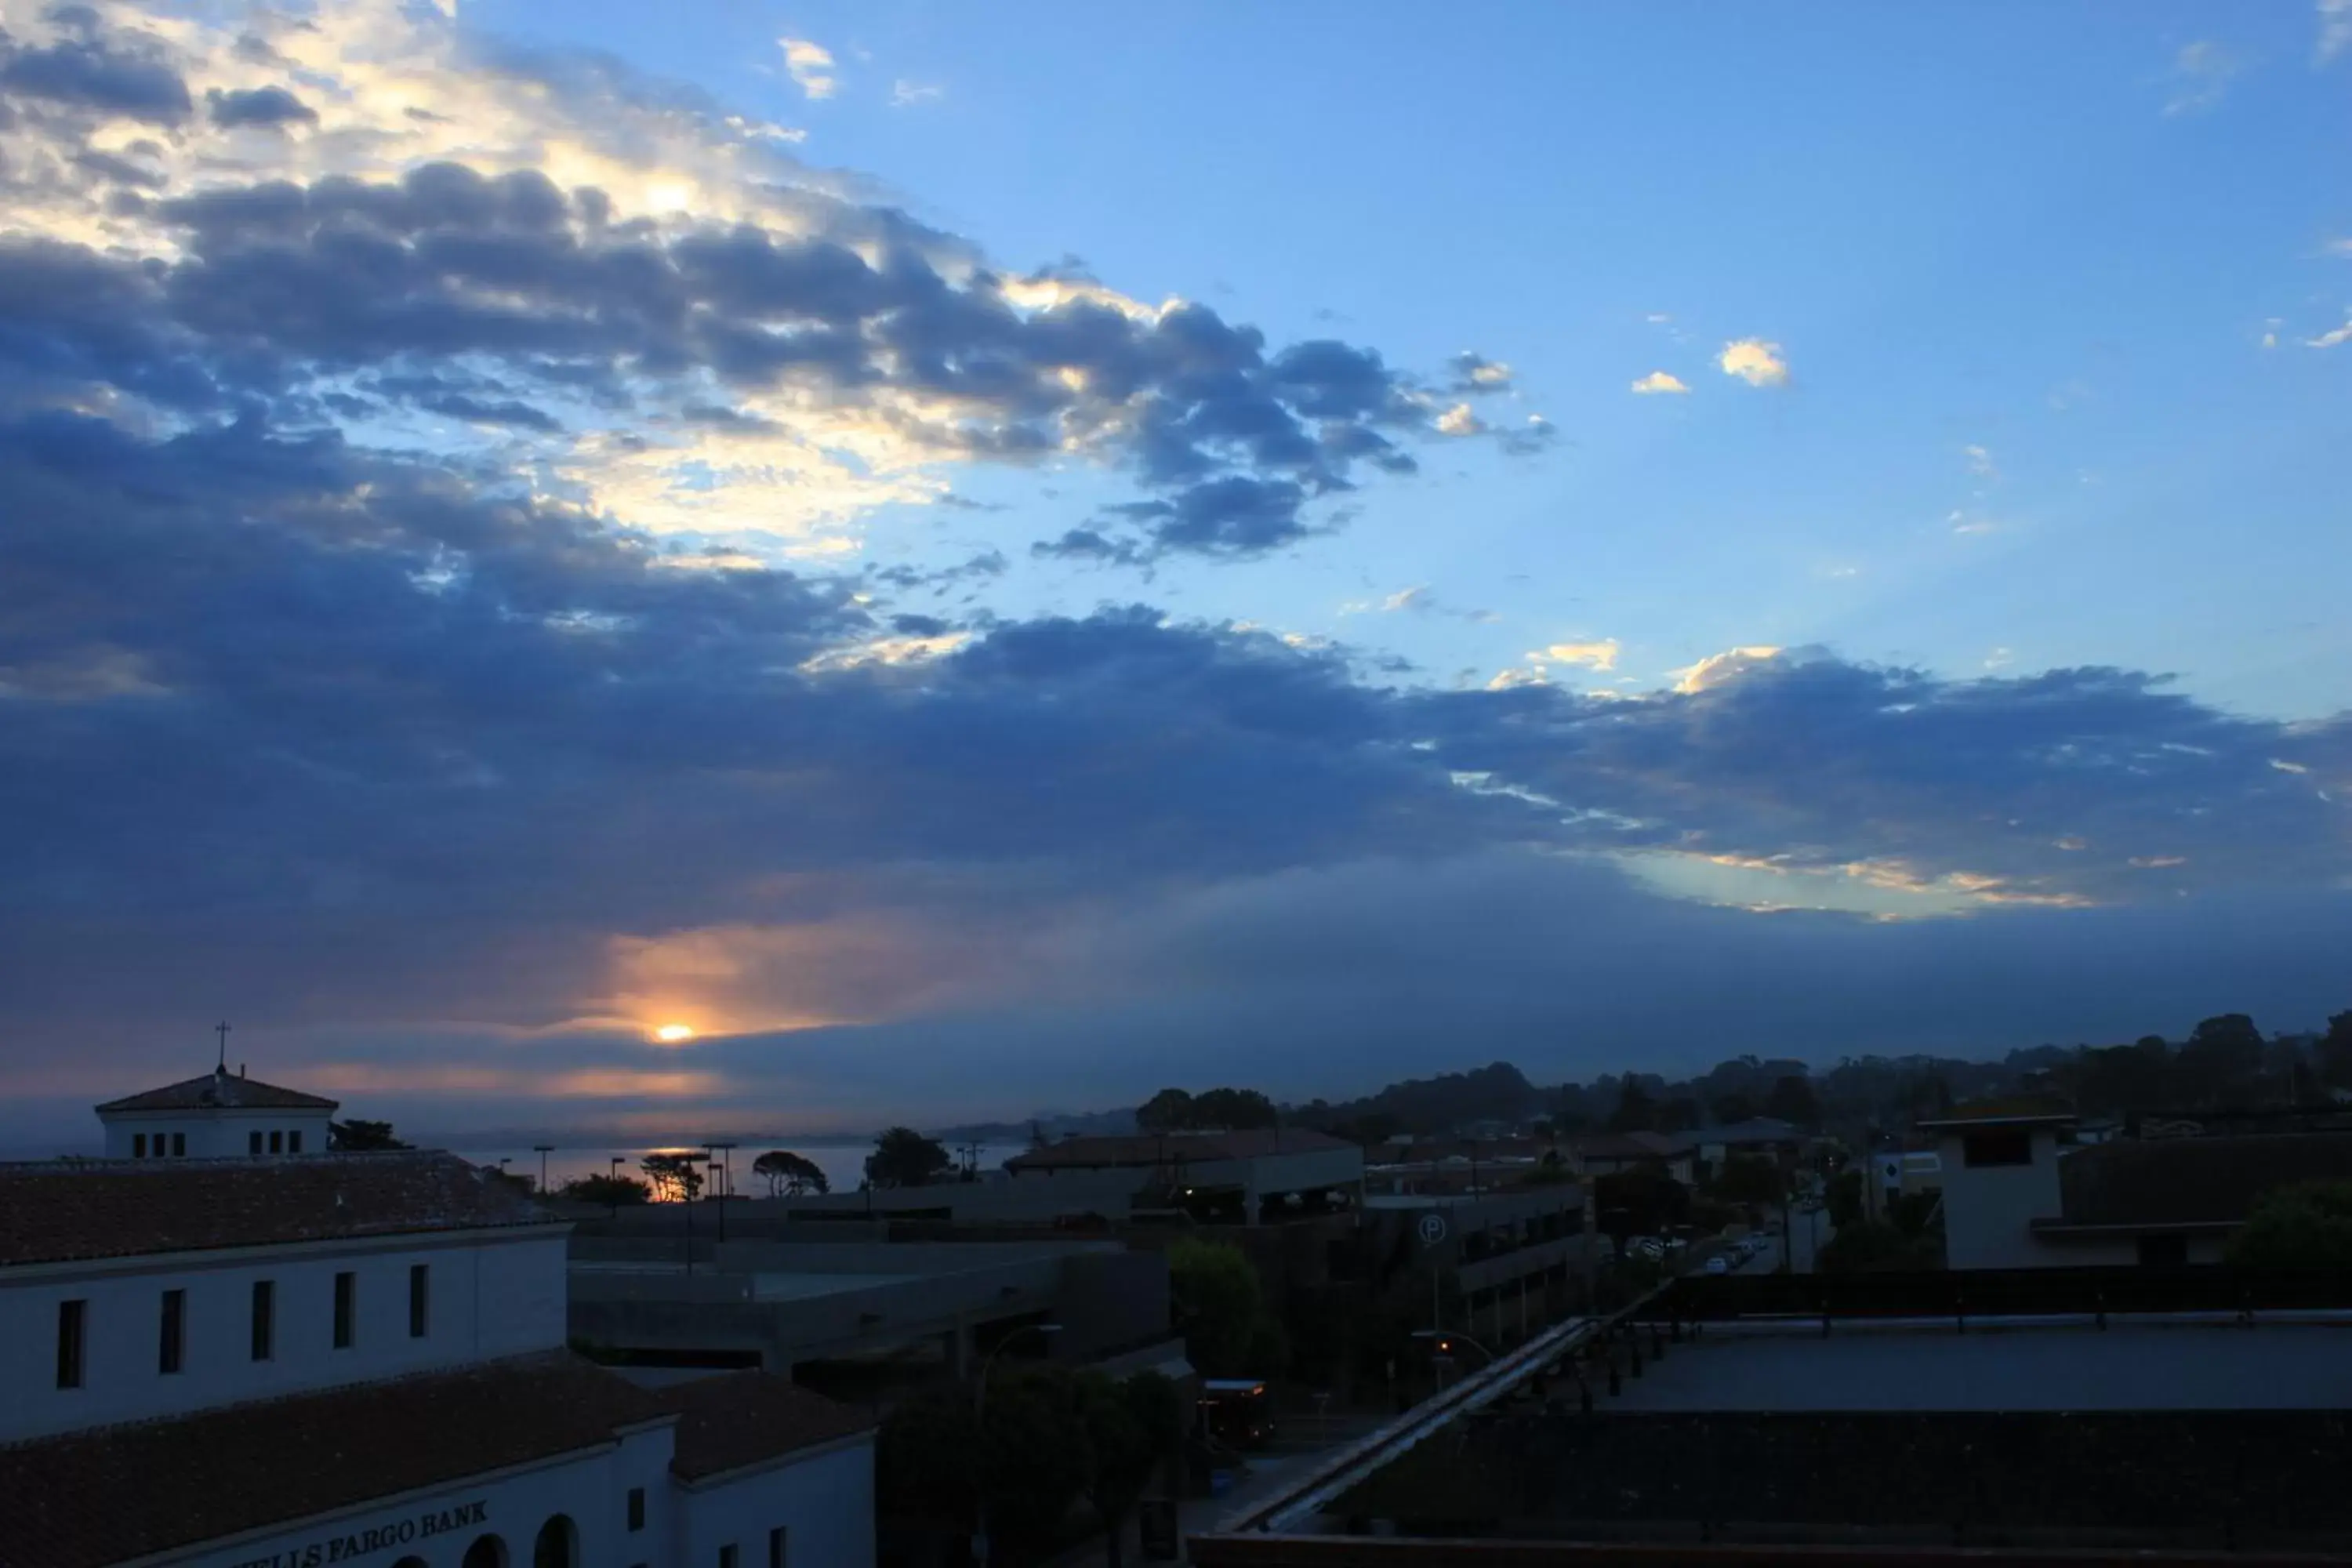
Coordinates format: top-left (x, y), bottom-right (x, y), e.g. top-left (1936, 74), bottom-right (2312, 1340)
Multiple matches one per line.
top-left (1602, 1321), bottom-right (2352, 1412)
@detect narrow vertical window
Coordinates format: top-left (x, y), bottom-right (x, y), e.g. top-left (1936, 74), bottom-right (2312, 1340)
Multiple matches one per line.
top-left (251, 1279), bottom-right (274, 1361)
top-left (172, 1132), bottom-right (187, 1156)
top-left (332, 1270), bottom-right (355, 1348)
top-left (409, 1263), bottom-right (430, 1338)
top-left (56, 1299), bottom-right (86, 1388)
top-left (133, 1134), bottom-right (147, 1158)
top-left (159, 1288), bottom-right (185, 1374)
top-left (626, 1490), bottom-right (645, 1532)
top-left (288, 1130), bottom-right (303, 1154)
top-left (718, 1546), bottom-right (738, 1568)
top-left (768, 1527), bottom-right (787, 1568)
top-left (269, 1131), bottom-right (283, 1154)
top-left (249, 1131), bottom-right (263, 1156)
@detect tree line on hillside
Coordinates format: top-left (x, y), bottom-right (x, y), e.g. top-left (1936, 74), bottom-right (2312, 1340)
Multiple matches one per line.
top-left (1183, 1007), bottom-right (2352, 1146)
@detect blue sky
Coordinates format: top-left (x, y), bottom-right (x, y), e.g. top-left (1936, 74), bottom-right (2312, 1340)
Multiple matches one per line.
top-left (0, 2), bottom-right (2346, 1139)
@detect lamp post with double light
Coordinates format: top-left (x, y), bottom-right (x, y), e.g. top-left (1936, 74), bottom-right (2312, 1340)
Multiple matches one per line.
top-left (973, 1322), bottom-right (1062, 1566)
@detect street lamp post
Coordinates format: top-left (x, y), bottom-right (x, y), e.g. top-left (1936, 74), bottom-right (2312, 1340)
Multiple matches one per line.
top-left (608, 1156), bottom-right (625, 1220)
top-left (533, 1144), bottom-right (554, 1196)
top-left (973, 1322), bottom-right (1063, 1566)
top-left (1411, 1327), bottom-right (1496, 1394)
top-left (706, 1141), bottom-right (737, 1244)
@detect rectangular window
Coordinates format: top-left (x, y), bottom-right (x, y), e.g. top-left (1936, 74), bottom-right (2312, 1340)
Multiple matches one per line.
top-left (251, 1279), bottom-right (274, 1361)
top-left (269, 1131), bottom-right (283, 1154)
top-left (159, 1288), bottom-right (185, 1375)
top-left (768, 1526), bottom-right (787, 1568)
top-left (249, 1131), bottom-right (263, 1156)
top-left (332, 1271), bottom-right (354, 1348)
top-left (719, 1546), bottom-right (739, 1568)
top-left (133, 1134), bottom-right (147, 1158)
top-left (288, 1130), bottom-right (302, 1154)
top-left (1961, 1130), bottom-right (2033, 1168)
top-left (627, 1489), bottom-right (646, 1532)
top-left (172, 1132), bottom-right (186, 1156)
top-left (2138, 1233), bottom-right (2190, 1269)
top-left (408, 1264), bottom-right (430, 1338)
top-left (56, 1299), bottom-right (86, 1389)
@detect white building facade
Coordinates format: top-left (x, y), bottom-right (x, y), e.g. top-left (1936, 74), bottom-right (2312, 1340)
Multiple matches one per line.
top-left (94, 1065), bottom-right (339, 1160)
top-left (2, 1074), bottom-right (877, 1568)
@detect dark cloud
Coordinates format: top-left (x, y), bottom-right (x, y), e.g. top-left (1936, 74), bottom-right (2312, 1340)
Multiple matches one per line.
top-left (205, 84), bottom-right (316, 128)
top-left (0, 29), bottom-right (191, 123)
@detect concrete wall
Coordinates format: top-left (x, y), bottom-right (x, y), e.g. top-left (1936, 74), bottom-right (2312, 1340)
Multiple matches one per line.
top-left (100, 1105), bottom-right (337, 1160)
top-left (1936, 1128), bottom-right (2066, 1269)
top-left (2, 1229), bottom-right (568, 1441)
top-left (672, 1436), bottom-right (877, 1568)
top-left (168, 1422), bottom-right (681, 1568)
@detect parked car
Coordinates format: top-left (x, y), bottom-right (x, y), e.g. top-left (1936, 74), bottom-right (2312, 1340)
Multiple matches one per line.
top-left (1704, 1255), bottom-right (1730, 1275)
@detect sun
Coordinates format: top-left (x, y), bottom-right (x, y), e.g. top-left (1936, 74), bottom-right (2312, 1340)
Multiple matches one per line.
top-left (652, 1023), bottom-right (695, 1044)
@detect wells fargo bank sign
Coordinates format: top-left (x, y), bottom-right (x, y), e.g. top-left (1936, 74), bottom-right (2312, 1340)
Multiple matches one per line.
top-left (228, 1499), bottom-right (490, 1568)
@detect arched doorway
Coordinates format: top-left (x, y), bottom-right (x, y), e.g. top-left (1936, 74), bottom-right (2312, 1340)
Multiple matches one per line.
top-left (532, 1515), bottom-right (579, 1568)
top-left (461, 1535), bottom-right (509, 1568)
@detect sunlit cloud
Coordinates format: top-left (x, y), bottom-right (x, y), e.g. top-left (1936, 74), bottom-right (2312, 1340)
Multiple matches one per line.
top-left (1436, 402), bottom-right (1485, 436)
top-left (1717, 338), bottom-right (1789, 388)
top-left (1534, 640), bottom-right (1621, 672)
top-left (1630, 371), bottom-right (1689, 395)
top-left (1670, 644), bottom-right (1783, 693)
top-left (2307, 318), bottom-right (2352, 349)
top-left (779, 37), bottom-right (838, 100)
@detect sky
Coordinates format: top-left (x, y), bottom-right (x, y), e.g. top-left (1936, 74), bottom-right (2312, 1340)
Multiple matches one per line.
top-left (0, 0), bottom-right (2347, 1144)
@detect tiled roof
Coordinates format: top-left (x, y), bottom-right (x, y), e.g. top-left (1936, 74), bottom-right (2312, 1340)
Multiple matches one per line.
top-left (0, 1152), bottom-right (557, 1268)
top-left (2046, 1131), bottom-right (2352, 1229)
top-left (1007, 1127), bottom-right (1356, 1171)
top-left (655, 1372), bottom-right (876, 1482)
top-left (95, 1067), bottom-right (339, 1112)
top-left (0, 1353), bottom-right (670, 1568)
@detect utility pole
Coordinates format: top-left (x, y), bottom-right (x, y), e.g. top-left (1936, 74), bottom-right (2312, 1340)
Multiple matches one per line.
top-left (214, 1020), bottom-right (231, 1073)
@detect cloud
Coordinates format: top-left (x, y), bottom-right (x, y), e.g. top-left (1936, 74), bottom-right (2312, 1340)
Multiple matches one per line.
top-left (2321, 0), bottom-right (2352, 63)
top-left (0, 5), bottom-right (1472, 566)
top-left (1446, 352), bottom-right (1515, 394)
top-left (1533, 640), bottom-right (1621, 672)
top-left (1630, 371), bottom-right (1688, 395)
top-left (779, 37), bottom-right (837, 100)
top-left (1964, 443), bottom-right (1996, 477)
top-left (2307, 318), bottom-right (2352, 349)
top-left (1717, 338), bottom-right (1789, 388)
top-left (890, 80), bottom-right (944, 107)
top-left (1344, 586), bottom-right (1497, 623)
top-left (207, 84), bottom-right (316, 128)
top-left (0, 2), bottom-right (2347, 1138)
top-left (1436, 402), bottom-right (1485, 436)
top-left (2163, 40), bottom-right (2245, 115)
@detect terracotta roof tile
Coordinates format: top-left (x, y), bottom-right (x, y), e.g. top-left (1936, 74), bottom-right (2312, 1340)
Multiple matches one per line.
top-left (95, 1069), bottom-right (338, 1112)
top-left (655, 1372), bottom-right (876, 1481)
top-left (0, 1152), bottom-right (557, 1267)
top-left (0, 1353), bottom-right (670, 1568)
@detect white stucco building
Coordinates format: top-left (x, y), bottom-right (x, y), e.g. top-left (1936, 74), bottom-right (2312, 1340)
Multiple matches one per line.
top-left (95, 1064), bottom-right (339, 1161)
top-left (2, 1073), bottom-right (877, 1568)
